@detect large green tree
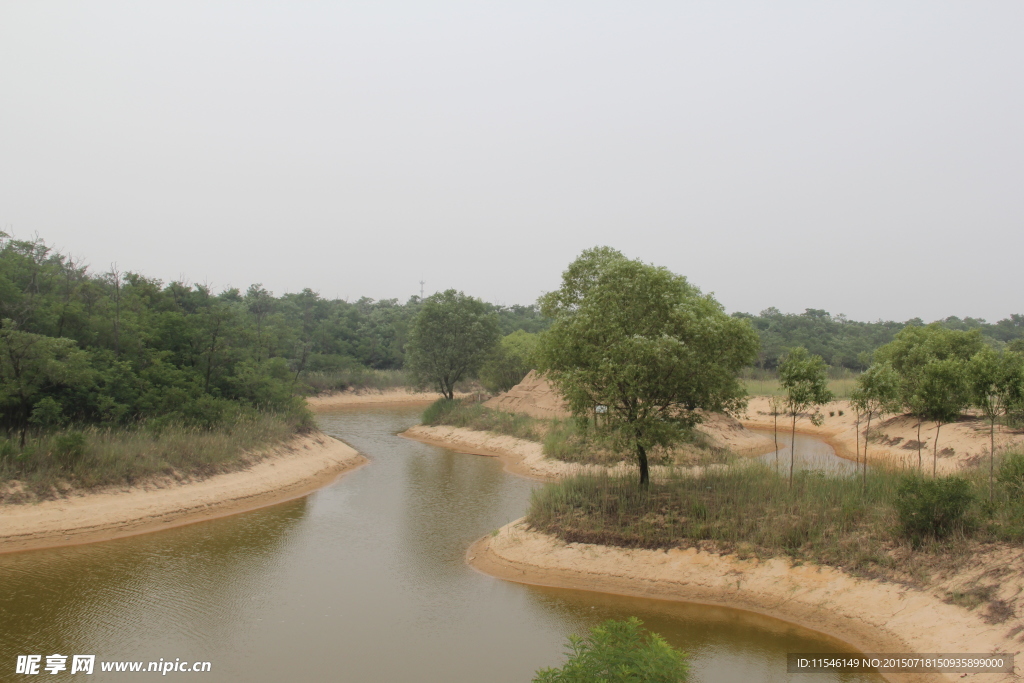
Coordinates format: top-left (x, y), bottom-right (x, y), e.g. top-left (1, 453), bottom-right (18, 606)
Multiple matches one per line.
top-left (0, 324), bottom-right (92, 444)
top-left (406, 289), bottom-right (500, 399)
top-left (536, 247), bottom-right (759, 487)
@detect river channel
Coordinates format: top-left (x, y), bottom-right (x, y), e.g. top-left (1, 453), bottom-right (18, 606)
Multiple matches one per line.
top-left (1, 405), bottom-right (882, 682)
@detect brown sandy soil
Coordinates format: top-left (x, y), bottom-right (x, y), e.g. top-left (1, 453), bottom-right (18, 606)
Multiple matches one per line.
top-left (483, 370), bottom-right (776, 456)
top-left (307, 388), bottom-right (470, 410)
top-left (471, 521), bottom-right (1024, 683)
top-left (741, 396), bottom-right (1024, 474)
top-left (0, 434), bottom-right (366, 554)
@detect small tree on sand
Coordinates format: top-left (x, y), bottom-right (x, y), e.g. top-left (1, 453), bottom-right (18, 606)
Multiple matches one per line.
top-left (779, 347), bottom-right (833, 486)
top-left (916, 358), bottom-right (970, 478)
top-left (850, 361), bottom-right (900, 488)
top-left (536, 247), bottom-right (759, 487)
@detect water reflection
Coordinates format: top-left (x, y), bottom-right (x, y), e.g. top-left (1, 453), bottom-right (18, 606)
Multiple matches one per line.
top-left (754, 430), bottom-right (862, 476)
top-left (1, 500), bottom-right (306, 677)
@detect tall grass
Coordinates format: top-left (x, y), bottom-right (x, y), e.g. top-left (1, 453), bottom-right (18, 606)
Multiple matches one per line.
top-left (0, 413), bottom-right (305, 503)
top-left (527, 449), bottom-right (1024, 581)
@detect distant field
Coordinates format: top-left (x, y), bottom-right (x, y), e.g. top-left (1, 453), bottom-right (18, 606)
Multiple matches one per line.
top-left (740, 369), bottom-right (858, 399)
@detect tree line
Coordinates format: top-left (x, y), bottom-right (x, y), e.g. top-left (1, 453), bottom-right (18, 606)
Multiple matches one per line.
top-left (735, 307), bottom-right (1024, 371)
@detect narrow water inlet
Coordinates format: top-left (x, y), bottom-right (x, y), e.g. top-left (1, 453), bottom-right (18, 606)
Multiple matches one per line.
top-left (0, 406), bottom-right (882, 682)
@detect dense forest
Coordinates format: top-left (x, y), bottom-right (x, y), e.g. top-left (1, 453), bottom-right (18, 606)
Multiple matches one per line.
top-left (0, 233), bottom-right (544, 440)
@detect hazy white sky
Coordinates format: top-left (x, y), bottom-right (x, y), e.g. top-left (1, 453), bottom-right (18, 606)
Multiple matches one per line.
top-left (2, 2), bottom-right (1021, 322)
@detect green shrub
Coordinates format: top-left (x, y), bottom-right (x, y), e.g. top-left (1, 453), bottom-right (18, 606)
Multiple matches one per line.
top-left (895, 476), bottom-right (975, 540)
top-left (422, 398), bottom-right (460, 425)
top-left (533, 618), bottom-right (689, 683)
top-left (52, 432), bottom-right (87, 469)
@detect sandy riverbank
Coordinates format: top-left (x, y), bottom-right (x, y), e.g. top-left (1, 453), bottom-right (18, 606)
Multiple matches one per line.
top-left (741, 397), bottom-right (1024, 474)
top-left (0, 434), bottom-right (366, 554)
top-left (471, 521), bottom-right (1022, 683)
top-left (401, 424), bottom-right (641, 480)
top-left (307, 388), bottom-right (468, 410)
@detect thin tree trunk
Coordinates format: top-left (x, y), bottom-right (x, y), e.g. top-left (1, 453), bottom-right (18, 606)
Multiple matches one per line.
top-left (773, 404), bottom-right (780, 472)
top-left (637, 443), bottom-right (649, 488)
top-left (990, 417), bottom-right (996, 502)
top-left (854, 408), bottom-right (860, 474)
top-left (789, 412), bottom-right (797, 487)
top-left (933, 422), bottom-right (941, 477)
top-left (917, 421), bottom-right (923, 472)
top-left (863, 410), bottom-right (872, 491)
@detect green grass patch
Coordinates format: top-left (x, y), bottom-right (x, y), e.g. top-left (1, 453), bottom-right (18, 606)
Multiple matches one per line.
top-left (422, 398), bottom-right (540, 441)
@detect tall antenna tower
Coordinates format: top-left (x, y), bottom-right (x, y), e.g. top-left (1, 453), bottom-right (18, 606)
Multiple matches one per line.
top-left (419, 279), bottom-right (425, 299)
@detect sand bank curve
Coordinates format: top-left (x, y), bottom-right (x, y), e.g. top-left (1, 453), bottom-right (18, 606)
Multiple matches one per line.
top-left (0, 434), bottom-right (366, 554)
top-left (471, 521), bottom-right (1020, 683)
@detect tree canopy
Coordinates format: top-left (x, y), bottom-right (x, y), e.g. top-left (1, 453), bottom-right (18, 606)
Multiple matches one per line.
top-left (536, 247), bottom-right (759, 486)
top-left (533, 618), bottom-right (689, 683)
top-left (406, 289), bottom-right (501, 399)
top-left (778, 347), bottom-right (834, 485)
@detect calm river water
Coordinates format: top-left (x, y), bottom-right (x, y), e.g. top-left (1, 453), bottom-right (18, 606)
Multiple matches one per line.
top-left (0, 406), bottom-right (882, 682)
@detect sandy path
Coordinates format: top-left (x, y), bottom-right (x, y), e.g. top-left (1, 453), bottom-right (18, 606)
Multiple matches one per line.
top-left (471, 521), bottom-right (1021, 683)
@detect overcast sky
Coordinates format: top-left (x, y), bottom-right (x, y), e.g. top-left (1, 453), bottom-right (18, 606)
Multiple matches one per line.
top-left (2, 2), bottom-right (1021, 323)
